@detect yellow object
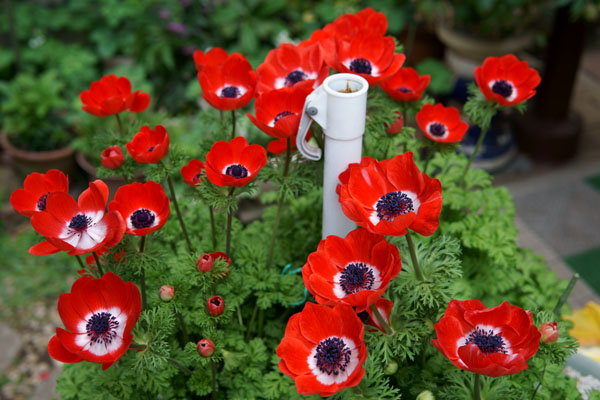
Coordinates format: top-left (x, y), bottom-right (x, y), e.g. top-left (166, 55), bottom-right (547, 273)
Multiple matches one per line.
top-left (565, 301), bottom-right (600, 347)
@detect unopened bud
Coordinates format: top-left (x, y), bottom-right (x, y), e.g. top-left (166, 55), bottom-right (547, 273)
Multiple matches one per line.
top-left (416, 390), bottom-right (435, 400)
top-left (197, 253), bottom-right (214, 272)
top-left (539, 322), bottom-right (559, 343)
top-left (384, 360), bottom-right (398, 375)
top-left (197, 338), bottom-right (215, 357)
top-left (159, 285), bottom-right (174, 301)
top-left (207, 295), bottom-right (225, 316)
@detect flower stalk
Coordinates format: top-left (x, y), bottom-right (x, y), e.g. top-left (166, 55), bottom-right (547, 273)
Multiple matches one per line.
top-left (166, 174), bottom-right (193, 252)
top-left (371, 304), bottom-right (393, 334)
top-left (405, 231), bottom-right (425, 281)
top-left (175, 309), bottom-right (189, 344)
top-left (209, 205), bottom-right (217, 249)
top-left (230, 110), bottom-right (236, 139)
top-left (225, 187), bottom-right (235, 256)
top-left (473, 373), bottom-right (481, 400)
top-left (92, 251), bottom-right (105, 276)
top-left (139, 236), bottom-right (147, 311)
top-left (460, 124), bottom-right (489, 185)
top-left (115, 113), bottom-right (124, 136)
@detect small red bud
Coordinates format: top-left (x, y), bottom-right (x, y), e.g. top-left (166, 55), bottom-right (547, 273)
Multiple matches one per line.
top-left (385, 112), bottom-right (404, 135)
top-left (159, 285), bottom-right (175, 301)
top-left (539, 322), bottom-right (559, 343)
top-left (197, 338), bottom-right (215, 357)
top-left (197, 253), bottom-right (214, 272)
top-left (101, 145), bottom-right (125, 169)
top-left (207, 295), bottom-right (224, 316)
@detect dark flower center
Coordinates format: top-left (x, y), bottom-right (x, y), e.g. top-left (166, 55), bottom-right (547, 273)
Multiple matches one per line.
top-left (148, 145), bottom-right (155, 152)
top-left (429, 122), bottom-right (447, 138)
top-left (339, 262), bottom-right (375, 295)
top-left (315, 337), bottom-right (352, 376)
top-left (273, 110), bottom-right (294, 124)
top-left (376, 191), bottom-right (414, 222)
top-left (349, 58), bottom-right (372, 75)
top-left (397, 87), bottom-right (412, 93)
top-left (357, 310), bottom-right (370, 322)
top-left (69, 214), bottom-right (91, 231)
top-left (130, 208), bottom-right (156, 229)
top-left (221, 86), bottom-right (241, 98)
top-left (465, 327), bottom-right (507, 354)
top-left (37, 192), bottom-right (50, 211)
top-left (225, 164), bottom-right (249, 179)
top-left (491, 80), bottom-right (513, 98)
top-left (210, 297), bottom-right (222, 306)
top-left (285, 70), bottom-right (308, 86)
top-left (193, 173), bottom-right (203, 182)
top-left (86, 311), bottom-right (119, 345)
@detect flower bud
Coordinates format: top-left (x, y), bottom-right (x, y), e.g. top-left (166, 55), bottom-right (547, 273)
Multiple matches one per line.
top-left (385, 112), bottom-right (404, 135)
top-left (197, 338), bottom-right (215, 357)
top-left (197, 253), bottom-right (214, 272)
top-left (416, 390), bottom-right (435, 400)
top-left (207, 295), bottom-right (224, 316)
top-left (539, 322), bottom-right (559, 343)
top-left (101, 145), bottom-right (125, 169)
top-left (159, 285), bottom-right (174, 301)
top-left (384, 360), bottom-right (398, 375)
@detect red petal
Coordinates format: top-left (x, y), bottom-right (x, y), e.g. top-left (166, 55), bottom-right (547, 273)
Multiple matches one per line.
top-left (276, 337), bottom-right (312, 375)
top-left (48, 335), bottom-right (82, 364)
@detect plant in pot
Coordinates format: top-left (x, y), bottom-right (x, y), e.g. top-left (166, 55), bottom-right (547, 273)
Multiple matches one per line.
top-left (0, 70), bottom-right (75, 177)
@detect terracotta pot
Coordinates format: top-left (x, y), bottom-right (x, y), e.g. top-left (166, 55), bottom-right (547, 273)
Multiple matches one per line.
top-left (75, 152), bottom-right (143, 200)
top-left (0, 131), bottom-right (76, 178)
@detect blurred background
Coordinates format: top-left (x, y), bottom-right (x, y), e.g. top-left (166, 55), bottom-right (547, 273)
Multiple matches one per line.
top-left (0, 0), bottom-right (599, 398)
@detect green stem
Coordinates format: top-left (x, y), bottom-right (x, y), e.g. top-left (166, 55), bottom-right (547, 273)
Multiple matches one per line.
top-left (209, 205), bottom-right (217, 250)
top-left (210, 359), bottom-right (217, 397)
top-left (405, 231), bottom-right (425, 281)
top-left (531, 360), bottom-right (547, 399)
top-left (553, 273), bottom-right (579, 318)
top-left (139, 236), bottom-right (147, 311)
top-left (230, 110), bottom-right (236, 139)
top-left (115, 114), bottom-right (124, 136)
top-left (370, 304), bottom-right (392, 334)
top-left (266, 137), bottom-right (292, 268)
top-left (176, 310), bottom-right (189, 344)
top-left (167, 175), bottom-right (193, 252)
top-left (473, 373), bottom-right (481, 400)
top-left (92, 252), bottom-right (105, 276)
top-left (257, 308), bottom-right (265, 338)
top-left (167, 357), bottom-right (192, 375)
top-left (129, 343), bottom-right (147, 350)
top-left (423, 142), bottom-right (436, 174)
top-left (245, 303), bottom-right (259, 342)
top-left (237, 304), bottom-right (245, 328)
top-left (460, 125), bottom-right (489, 185)
top-left (225, 187), bottom-right (235, 256)
top-left (219, 110), bottom-right (223, 125)
top-left (74, 254), bottom-right (87, 271)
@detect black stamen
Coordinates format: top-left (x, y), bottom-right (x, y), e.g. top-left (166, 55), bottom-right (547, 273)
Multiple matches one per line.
top-left (220, 86), bottom-right (241, 98)
top-left (465, 327), bottom-right (507, 354)
top-left (349, 58), bottom-right (372, 75)
top-left (428, 122), bottom-right (447, 138)
top-left (86, 312), bottom-right (119, 345)
top-left (339, 262), bottom-right (375, 295)
top-left (147, 145), bottom-right (155, 152)
top-left (37, 192), bottom-right (50, 211)
top-left (193, 173), bottom-right (203, 182)
top-left (375, 191), bottom-right (414, 222)
top-left (397, 87), bottom-right (412, 93)
top-left (225, 164), bottom-right (248, 179)
top-left (285, 70), bottom-right (308, 87)
top-left (315, 337), bottom-right (352, 376)
top-left (273, 110), bottom-right (294, 124)
top-left (357, 311), bottom-right (370, 323)
top-left (130, 208), bottom-right (156, 229)
top-left (69, 214), bottom-right (91, 231)
top-left (491, 80), bottom-right (513, 98)
top-left (210, 297), bottom-right (222, 306)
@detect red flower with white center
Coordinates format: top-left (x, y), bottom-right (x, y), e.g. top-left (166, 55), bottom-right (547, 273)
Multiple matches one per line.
top-left (126, 125), bottom-right (170, 164)
top-left (337, 153), bottom-right (442, 236)
top-left (247, 86), bottom-right (311, 139)
top-left (277, 302), bottom-right (367, 396)
top-left (381, 68), bottom-right (431, 102)
top-left (333, 31), bottom-right (405, 85)
top-left (80, 75), bottom-right (150, 117)
top-left (193, 47), bottom-right (244, 72)
top-left (431, 299), bottom-right (541, 377)
top-left (10, 169), bottom-right (69, 217)
top-left (362, 298), bottom-right (393, 333)
top-left (474, 54), bottom-right (541, 107)
top-left (255, 43), bottom-right (329, 96)
top-left (30, 180), bottom-right (125, 256)
top-left (180, 159), bottom-right (205, 187)
top-left (302, 228), bottom-right (401, 312)
top-left (108, 181), bottom-right (170, 236)
top-left (416, 103), bottom-right (469, 143)
top-left (205, 136), bottom-right (267, 187)
top-left (198, 56), bottom-right (256, 111)
top-left (101, 145), bottom-right (125, 169)
top-left (47, 272), bottom-right (141, 370)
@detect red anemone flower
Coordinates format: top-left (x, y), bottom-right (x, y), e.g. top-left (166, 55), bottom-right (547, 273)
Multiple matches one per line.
top-left (47, 272), bottom-right (141, 370)
top-left (256, 43), bottom-right (329, 96)
top-left (431, 299), bottom-right (541, 377)
top-left (474, 54), bottom-right (541, 107)
top-left (193, 47), bottom-right (244, 72)
top-left (126, 125), bottom-right (170, 164)
top-left (30, 180), bottom-right (125, 256)
top-left (247, 86), bottom-right (312, 139)
top-left (198, 56), bottom-right (256, 110)
top-left (386, 112), bottom-right (404, 135)
top-left (80, 75), bottom-right (150, 117)
top-left (381, 68), bottom-right (430, 102)
top-left (10, 169), bottom-right (69, 217)
top-left (180, 159), bottom-right (205, 187)
top-left (205, 136), bottom-right (267, 187)
top-left (277, 302), bottom-right (367, 396)
top-left (109, 181), bottom-right (170, 236)
top-left (209, 251), bottom-right (231, 278)
top-left (101, 145), bottom-right (125, 169)
top-left (333, 31), bottom-right (405, 85)
top-left (416, 104), bottom-right (469, 143)
top-left (363, 298), bottom-right (393, 333)
top-left (302, 228), bottom-right (401, 312)
top-left (337, 153), bottom-right (442, 236)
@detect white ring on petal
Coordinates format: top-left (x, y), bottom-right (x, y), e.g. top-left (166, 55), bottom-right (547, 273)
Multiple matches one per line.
top-left (488, 80), bottom-right (518, 102)
top-left (342, 59), bottom-right (380, 77)
top-left (307, 336), bottom-right (359, 386)
top-left (221, 164), bottom-right (251, 178)
top-left (426, 121), bottom-right (449, 140)
top-left (456, 324), bottom-right (514, 357)
top-left (126, 209), bottom-right (159, 232)
top-left (274, 69), bottom-right (317, 89)
top-left (369, 190), bottom-right (421, 226)
top-left (75, 307), bottom-right (128, 357)
top-left (332, 263), bottom-right (382, 299)
top-left (216, 85), bottom-right (248, 99)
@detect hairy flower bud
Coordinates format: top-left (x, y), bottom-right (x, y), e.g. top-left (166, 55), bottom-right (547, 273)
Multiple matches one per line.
top-left (385, 112), bottom-right (404, 135)
top-left (197, 338), bottom-right (215, 357)
top-left (101, 145), bottom-right (125, 169)
top-left (197, 253), bottom-right (214, 272)
top-left (416, 390), bottom-right (435, 400)
top-left (384, 360), bottom-right (398, 375)
top-left (159, 285), bottom-right (174, 301)
top-left (207, 295), bottom-right (224, 316)
top-left (539, 322), bottom-right (559, 343)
